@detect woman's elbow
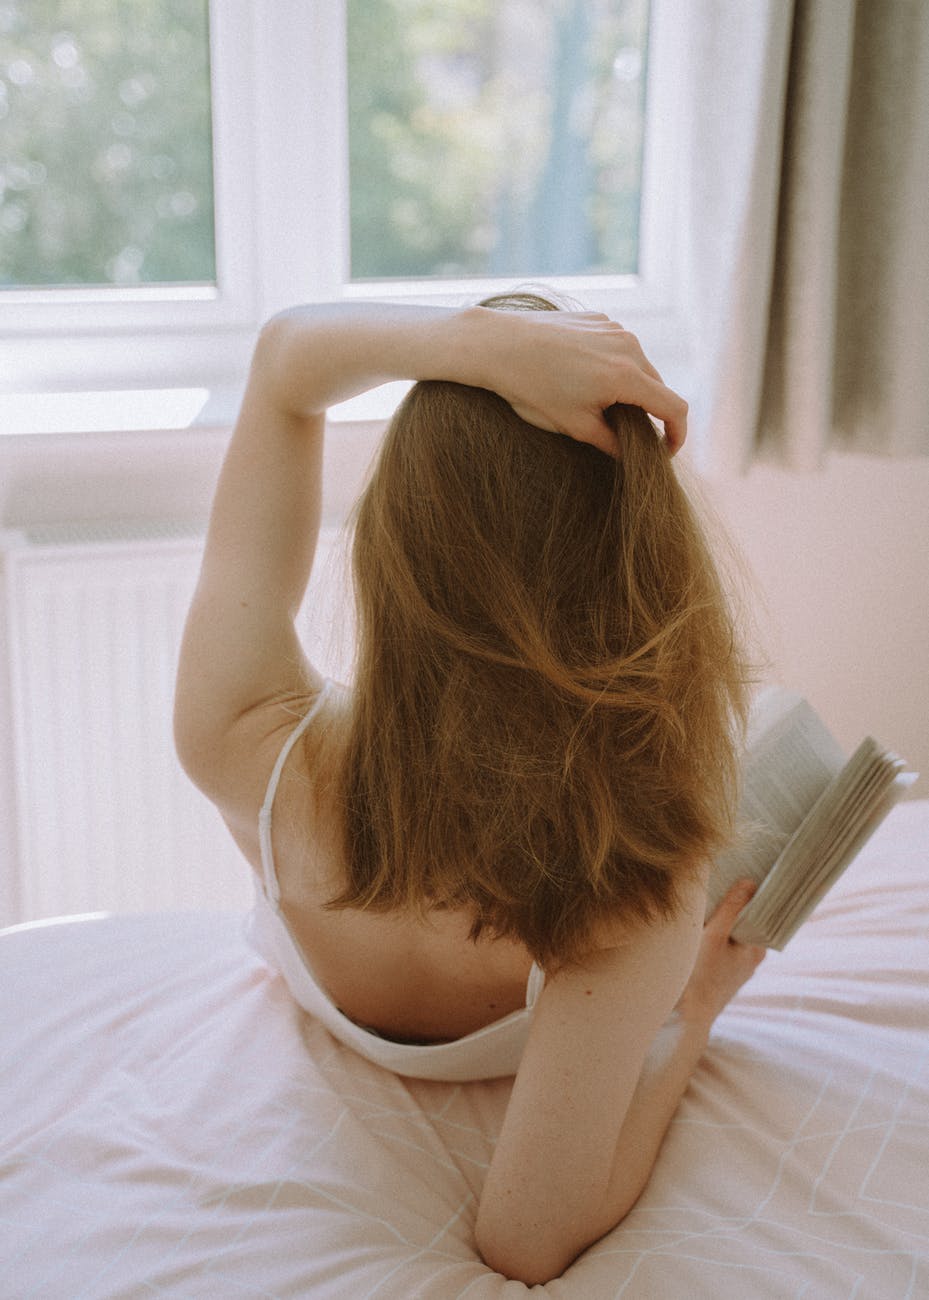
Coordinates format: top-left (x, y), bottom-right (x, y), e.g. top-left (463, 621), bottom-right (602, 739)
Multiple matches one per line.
top-left (475, 1210), bottom-right (616, 1286)
top-left (476, 1229), bottom-right (568, 1286)
top-left (472, 1180), bottom-right (647, 1279)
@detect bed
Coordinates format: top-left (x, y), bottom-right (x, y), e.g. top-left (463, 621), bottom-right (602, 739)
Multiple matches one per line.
top-left (2, 800), bottom-right (927, 1299)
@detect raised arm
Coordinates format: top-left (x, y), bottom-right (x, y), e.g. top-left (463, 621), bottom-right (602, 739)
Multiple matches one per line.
top-left (174, 302), bottom-right (686, 813)
top-left (262, 302), bottom-right (688, 451)
top-left (174, 305), bottom-right (470, 806)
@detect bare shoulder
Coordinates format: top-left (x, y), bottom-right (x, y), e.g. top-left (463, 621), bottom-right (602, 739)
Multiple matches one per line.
top-left (512, 874), bottom-right (709, 1093)
top-left (501, 878), bottom-right (710, 1098)
top-left (553, 869), bottom-right (708, 991)
top-left (184, 679), bottom-right (348, 869)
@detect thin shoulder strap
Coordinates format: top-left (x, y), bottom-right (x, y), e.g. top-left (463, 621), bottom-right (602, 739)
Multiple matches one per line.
top-left (258, 680), bottom-right (334, 904)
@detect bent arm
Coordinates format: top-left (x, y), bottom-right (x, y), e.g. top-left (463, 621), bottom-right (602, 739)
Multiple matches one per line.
top-left (477, 1005), bottom-right (709, 1287)
top-left (475, 878), bottom-right (765, 1284)
top-left (175, 299), bottom-right (685, 812)
top-left (475, 890), bottom-right (705, 1285)
top-left (258, 302), bottom-right (485, 416)
top-left (601, 1010), bottom-right (709, 1217)
top-left (260, 300), bottom-right (687, 449)
top-left (175, 305), bottom-right (472, 777)
top-left (177, 300), bottom-right (682, 715)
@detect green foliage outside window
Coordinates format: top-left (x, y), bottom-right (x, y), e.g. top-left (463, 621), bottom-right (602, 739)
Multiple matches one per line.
top-left (0, 0), bottom-right (214, 288)
top-left (0, 0), bottom-right (648, 290)
top-left (347, 0), bottom-right (649, 281)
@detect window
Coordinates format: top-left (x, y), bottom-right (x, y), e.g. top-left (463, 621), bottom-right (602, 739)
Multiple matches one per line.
top-left (1, 0), bottom-right (687, 405)
top-left (0, 0), bottom-right (215, 289)
top-left (2, 0), bottom-right (258, 396)
top-left (346, 0), bottom-right (650, 283)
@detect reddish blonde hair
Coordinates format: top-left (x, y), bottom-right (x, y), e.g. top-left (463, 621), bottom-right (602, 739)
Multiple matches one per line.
top-left (328, 293), bottom-right (750, 968)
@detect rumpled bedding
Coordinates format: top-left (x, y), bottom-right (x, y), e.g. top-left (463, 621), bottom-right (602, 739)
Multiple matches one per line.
top-left (1, 801), bottom-right (927, 1298)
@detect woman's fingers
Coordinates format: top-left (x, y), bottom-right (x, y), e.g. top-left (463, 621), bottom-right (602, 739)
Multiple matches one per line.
top-left (677, 878), bottom-right (767, 1024)
top-left (612, 367), bottom-right (689, 455)
top-left (709, 879), bottom-right (756, 937)
top-left (710, 880), bottom-right (767, 966)
top-left (577, 413), bottom-right (621, 458)
top-left (500, 309), bottom-right (688, 454)
top-left (600, 329), bottom-right (687, 453)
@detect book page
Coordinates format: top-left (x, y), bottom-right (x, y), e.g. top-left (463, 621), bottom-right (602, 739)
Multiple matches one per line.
top-left (732, 759), bottom-right (916, 948)
top-left (706, 689), bottom-right (846, 915)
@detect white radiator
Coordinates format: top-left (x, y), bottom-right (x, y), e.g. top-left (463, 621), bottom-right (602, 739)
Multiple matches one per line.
top-left (1, 520), bottom-right (246, 923)
top-left (1, 521), bottom-right (350, 926)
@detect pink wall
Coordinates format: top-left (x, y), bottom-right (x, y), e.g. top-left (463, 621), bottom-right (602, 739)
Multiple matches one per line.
top-left (706, 454), bottom-right (929, 795)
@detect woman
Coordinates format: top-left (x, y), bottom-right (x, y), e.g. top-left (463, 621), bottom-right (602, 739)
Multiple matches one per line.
top-left (174, 291), bottom-right (765, 1284)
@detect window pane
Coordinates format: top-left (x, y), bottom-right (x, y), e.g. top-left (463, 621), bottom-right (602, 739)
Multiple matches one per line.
top-left (0, 0), bottom-right (215, 288)
top-left (347, 0), bottom-right (649, 282)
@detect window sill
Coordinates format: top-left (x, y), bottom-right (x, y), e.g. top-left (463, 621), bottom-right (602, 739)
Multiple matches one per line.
top-left (0, 383), bottom-right (411, 439)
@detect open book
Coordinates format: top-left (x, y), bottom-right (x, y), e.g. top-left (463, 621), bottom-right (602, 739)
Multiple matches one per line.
top-left (707, 688), bottom-right (917, 949)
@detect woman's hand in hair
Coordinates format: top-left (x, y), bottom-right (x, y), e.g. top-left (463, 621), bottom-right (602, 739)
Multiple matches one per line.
top-left (476, 307), bottom-right (689, 455)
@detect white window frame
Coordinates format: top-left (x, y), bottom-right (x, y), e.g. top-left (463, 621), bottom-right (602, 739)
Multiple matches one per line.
top-left (1, 0), bottom-right (259, 394)
top-left (259, 0), bottom-right (689, 347)
top-left (1, 0), bottom-right (690, 407)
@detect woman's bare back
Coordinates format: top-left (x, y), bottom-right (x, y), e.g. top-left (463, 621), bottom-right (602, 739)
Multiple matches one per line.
top-left (234, 691), bottom-right (535, 1044)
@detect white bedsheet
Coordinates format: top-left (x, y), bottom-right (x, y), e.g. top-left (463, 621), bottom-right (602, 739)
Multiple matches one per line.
top-left (1, 801), bottom-right (927, 1298)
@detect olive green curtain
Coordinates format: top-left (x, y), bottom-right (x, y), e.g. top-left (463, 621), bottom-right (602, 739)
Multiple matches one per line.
top-left (681, 0), bottom-right (929, 473)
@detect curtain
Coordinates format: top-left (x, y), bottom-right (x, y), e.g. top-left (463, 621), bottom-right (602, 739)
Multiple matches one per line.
top-left (681, 0), bottom-right (929, 474)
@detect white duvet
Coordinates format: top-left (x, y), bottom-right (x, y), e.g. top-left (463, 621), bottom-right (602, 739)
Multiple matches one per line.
top-left (2, 801), bottom-right (927, 1298)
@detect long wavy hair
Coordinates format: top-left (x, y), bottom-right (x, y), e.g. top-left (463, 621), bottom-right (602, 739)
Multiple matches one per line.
top-left (327, 291), bottom-right (751, 968)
